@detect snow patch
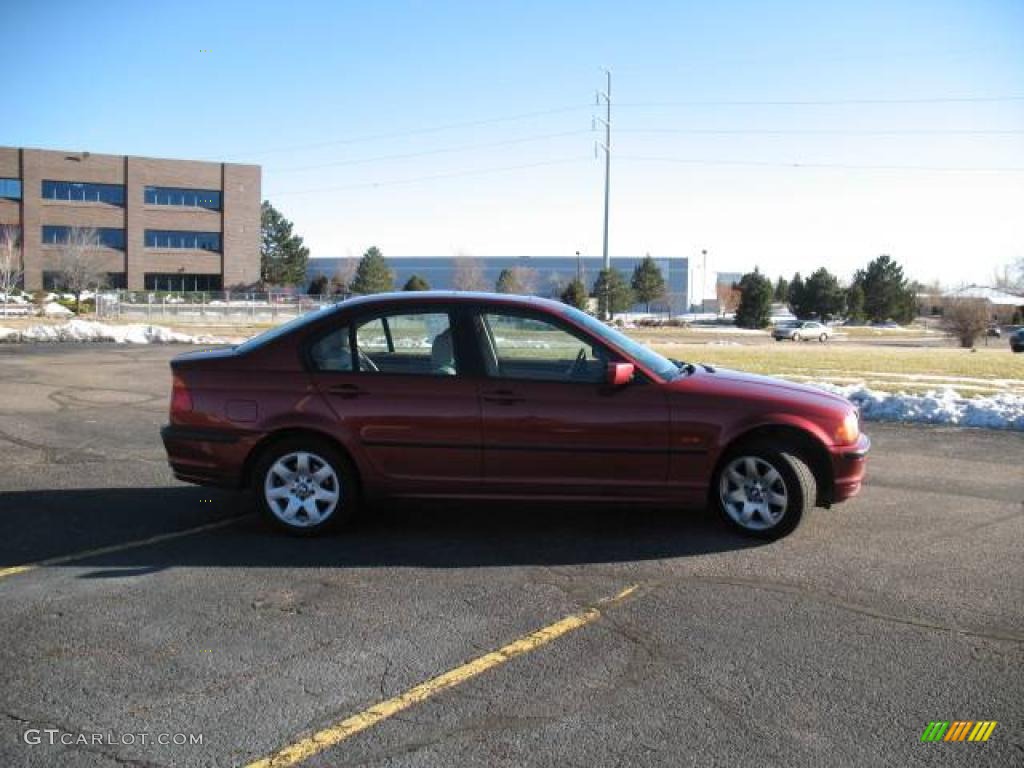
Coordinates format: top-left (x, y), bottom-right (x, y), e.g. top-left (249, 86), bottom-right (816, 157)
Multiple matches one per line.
top-left (2, 319), bottom-right (232, 345)
top-left (810, 382), bottom-right (1024, 431)
top-left (42, 302), bottom-right (74, 317)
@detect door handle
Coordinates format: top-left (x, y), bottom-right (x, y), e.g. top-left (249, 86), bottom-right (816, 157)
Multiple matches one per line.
top-left (327, 383), bottom-right (367, 398)
top-left (482, 390), bottom-right (525, 405)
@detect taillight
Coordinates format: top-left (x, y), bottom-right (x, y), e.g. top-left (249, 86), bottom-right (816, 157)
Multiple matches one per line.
top-left (170, 373), bottom-right (193, 418)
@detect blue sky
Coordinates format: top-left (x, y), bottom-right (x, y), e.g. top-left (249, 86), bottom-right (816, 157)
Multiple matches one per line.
top-left (3, 0), bottom-right (1022, 287)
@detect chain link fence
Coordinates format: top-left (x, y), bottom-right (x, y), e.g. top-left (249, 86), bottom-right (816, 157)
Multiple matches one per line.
top-left (94, 291), bottom-right (347, 324)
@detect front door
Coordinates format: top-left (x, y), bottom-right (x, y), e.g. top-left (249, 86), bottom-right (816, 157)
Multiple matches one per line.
top-left (473, 310), bottom-right (670, 498)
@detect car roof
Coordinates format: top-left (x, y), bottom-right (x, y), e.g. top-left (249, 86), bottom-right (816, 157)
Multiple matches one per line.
top-left (332, 291), bottom-right (571, 314)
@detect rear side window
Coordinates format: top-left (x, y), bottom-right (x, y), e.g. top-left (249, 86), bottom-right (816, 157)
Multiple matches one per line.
top-left (354, 312), bottom-right (457, 376)
top-left (309, 326), bottom-right (353, 372)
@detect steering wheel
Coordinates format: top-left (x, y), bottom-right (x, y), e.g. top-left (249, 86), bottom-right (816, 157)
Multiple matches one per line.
top-left (565, 348), bottom-right (588, 379)
top-left (358, 349), bottom-right (379, 373)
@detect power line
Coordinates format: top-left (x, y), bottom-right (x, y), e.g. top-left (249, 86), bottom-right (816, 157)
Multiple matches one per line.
top-left (616, 95), bottom-right (1024, 107)
top-left (266, 156), bottom-right (591, 196)
top-left (616, 128), bottom-right (1024, 135)
top-left (232, 105), bottom-right (591, 160)
top-left (619, 155), bottom-right (1024, 172)
top-left (265, 130), bottom-right (592, 173)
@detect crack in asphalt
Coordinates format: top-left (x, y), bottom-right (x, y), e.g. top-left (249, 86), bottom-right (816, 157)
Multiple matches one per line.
top-left (650, 574), bottom-right (1024, 644)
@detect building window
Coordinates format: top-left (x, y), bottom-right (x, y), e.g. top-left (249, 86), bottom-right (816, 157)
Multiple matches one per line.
top-left (41, 226), bottom-right (126, 250)
top-left (42, 180), bottom-right (125, 206)
top-left (43, 271), bottom-right (127, 290)
top-left (144, 186), bottom-right (221, 210)
top-left (144, 273), bottom-right (223, 292)
top-left (0, 178), bottom-right (21, 200)
top-left (144, 230), bottom-right (221, 251)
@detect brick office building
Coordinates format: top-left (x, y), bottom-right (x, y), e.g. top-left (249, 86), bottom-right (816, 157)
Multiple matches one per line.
top-left (0, 146), bottom-right (260, 291)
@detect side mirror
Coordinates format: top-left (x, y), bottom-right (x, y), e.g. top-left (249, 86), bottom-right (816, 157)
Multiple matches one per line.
top-left (606, 362), bottom-right (635, 387)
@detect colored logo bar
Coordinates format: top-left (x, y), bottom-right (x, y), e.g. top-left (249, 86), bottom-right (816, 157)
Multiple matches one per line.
top-left (921, 721), bottom-right (997, 742)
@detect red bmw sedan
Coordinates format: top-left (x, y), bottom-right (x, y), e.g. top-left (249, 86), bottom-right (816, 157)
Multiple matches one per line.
top-left (161, 292), bottom-right (869, 539)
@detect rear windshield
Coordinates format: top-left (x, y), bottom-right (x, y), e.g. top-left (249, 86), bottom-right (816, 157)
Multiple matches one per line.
top-left (234, 306), bottom-right (336, 354)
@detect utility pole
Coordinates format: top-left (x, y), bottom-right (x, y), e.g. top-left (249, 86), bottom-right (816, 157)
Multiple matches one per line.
top-left (702, 248), bottom-right (708, 313)
top-left (595, 69), bottom-right (611, 318)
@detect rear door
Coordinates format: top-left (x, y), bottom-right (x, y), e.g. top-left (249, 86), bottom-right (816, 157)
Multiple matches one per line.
top-left (472, 309), bottom-right (670, 498)
top-left (307, 307), bottom-right (481, 493)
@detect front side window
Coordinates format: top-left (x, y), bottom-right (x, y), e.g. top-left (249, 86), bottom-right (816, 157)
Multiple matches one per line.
top-left (354, 312), bottom-right (456, 376)
top-left (0, 178), bottom-right (21, 199)
top-left (477, 312), bottom-right (608, 383)
top-left (42, 180), bottom-right (125, 206)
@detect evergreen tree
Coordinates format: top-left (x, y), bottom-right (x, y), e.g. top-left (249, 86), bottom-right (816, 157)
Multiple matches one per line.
top-left (800, 268), bottom-right (846, 320)
top-left (592, 269), bottom-right (634, 318)
top-left (495, 268), bottom-right (520, 294)
top-left (845, 283), bottom-right (865, 322)
top-left (788, 272), bottom-right (805, 317)
top-left (260, 201), bottom-right (309, 287)
top-left (350, 246), bottom-right (394, 294)
top-left (734, 269), bottom-right (773, 329)
top-left (403, 274), bottom-right (430, 291)
top-left (560, 277), bottom-right (588, 310)
top-left (630, 254), bottom-right (666, 311)
top-left (774, 276), bottom-right (789, 303)
top-left (853, 254), bottom-right (916, 324)
top-left (307, 274), bottom-right (328, 295)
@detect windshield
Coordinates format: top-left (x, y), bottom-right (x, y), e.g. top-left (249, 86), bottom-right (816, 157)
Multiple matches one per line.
top-left (562, 306), bottom-right (681, 381)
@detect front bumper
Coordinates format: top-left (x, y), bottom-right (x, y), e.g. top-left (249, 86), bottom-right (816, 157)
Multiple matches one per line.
top-left (829, 432), bottom-right (870, 503)
top-left (161, 424), bottom-right (261, 488)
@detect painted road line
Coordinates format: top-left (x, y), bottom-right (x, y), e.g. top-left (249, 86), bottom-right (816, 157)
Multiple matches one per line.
top-left (0, 516), bottom-right (247, 581)
top-left (245, 584), bottom-right (640, 768)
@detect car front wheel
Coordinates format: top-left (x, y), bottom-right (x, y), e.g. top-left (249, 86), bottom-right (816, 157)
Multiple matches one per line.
top-left (714, 443), bottom-right (816, 539)
top-left (254, 437), bottom-right (356, 535)
top-left (819, 333), bottom-right (828, 342)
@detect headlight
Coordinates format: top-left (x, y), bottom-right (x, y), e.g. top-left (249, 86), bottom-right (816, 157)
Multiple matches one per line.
top-left (835, 410), bottom-right (860, 445)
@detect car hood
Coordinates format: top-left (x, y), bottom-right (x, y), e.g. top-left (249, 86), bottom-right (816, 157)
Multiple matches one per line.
top-left (674, 366), bottom-right (851, 409)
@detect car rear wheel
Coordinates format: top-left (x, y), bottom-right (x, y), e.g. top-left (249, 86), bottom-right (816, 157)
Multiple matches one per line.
top-left (791, 333), bottom-right (800, 341)
top-left (714, 443), bottom-right (816, 539)
top-left (254, 437), bottom-right (356, 535)
top-left (819, 333), bottom-right (828, 342)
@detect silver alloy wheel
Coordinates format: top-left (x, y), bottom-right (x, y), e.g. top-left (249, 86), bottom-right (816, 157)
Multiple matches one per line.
top-left (263, 451), bottom-right (341, 528)
top-left (719, 456), bottom-right (788, 531)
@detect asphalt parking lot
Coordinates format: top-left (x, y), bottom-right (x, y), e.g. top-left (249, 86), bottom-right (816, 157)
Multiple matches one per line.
top-left (0, 344), bottom-right (1021, 767)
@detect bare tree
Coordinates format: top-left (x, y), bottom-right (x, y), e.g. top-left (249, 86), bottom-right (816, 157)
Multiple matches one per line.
top-left (56, 227), bottom-right (107, 313)
top-left (452, 255), bottom-right (487, 291)
top-left (716, 281), bottom-right (741, 317)
top-left (509, 266), bottom-right (538, 295)
top-left (0, 225), bottom-right (23, 318)
top-left (331, 256), bottom-right (357, 295)
top-left (940, 297), bottom-right (990, 348)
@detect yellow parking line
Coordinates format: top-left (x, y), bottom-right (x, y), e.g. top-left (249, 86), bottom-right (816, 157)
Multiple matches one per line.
top-left (0, 516), bottom-right (246, 581)
top-left (245, 584), bottom-right (639, 768)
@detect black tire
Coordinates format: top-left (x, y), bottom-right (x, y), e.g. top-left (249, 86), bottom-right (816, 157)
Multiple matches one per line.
top-left (713, 441), bottom-right (816, 540)
top-left (252, 436), bottom-right (358, 536)
top-left (791, 333), bottom-right (800, 342)
top-left (819, 333), bottom-right (828, 343)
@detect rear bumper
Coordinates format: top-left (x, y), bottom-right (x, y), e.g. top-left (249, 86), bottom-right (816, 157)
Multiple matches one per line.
top-left (829, 432), bottom-right (870, 503)
top-left (161, 424), bottom-right (262, 488)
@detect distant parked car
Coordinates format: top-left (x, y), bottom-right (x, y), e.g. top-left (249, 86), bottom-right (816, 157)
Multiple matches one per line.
top-left (773, 321), bottom-right (832, 342)
top-left (1010, 328), bottom-right (1024, 353)
top-left (986, 325), bottom-right (1001, 338)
